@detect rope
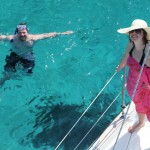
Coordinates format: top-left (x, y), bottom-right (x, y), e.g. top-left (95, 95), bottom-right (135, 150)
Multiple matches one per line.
top-left (74, 92), bottom-right (121, 150)
top-left (55, 71), bottom-right (117, 150)
top-left (113, 45), bottom-right (150, 150)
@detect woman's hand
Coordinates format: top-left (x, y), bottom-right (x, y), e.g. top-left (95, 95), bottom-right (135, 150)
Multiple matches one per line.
top-left (142, 83), bottom-right (150, 91)
top-left (116, 64), bottom-right (124, 72)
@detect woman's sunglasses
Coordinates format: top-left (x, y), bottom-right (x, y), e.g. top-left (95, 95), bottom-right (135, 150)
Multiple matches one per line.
top-left (129, 29), bottom-right (143, 34)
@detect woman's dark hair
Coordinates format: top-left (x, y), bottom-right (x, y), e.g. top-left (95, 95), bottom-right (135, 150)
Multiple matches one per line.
top-left (142, 29), bottom-right (148, 44)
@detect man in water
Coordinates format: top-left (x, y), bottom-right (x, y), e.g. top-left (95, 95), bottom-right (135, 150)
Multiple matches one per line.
top-left (0, 23), bottom-right (73, 86)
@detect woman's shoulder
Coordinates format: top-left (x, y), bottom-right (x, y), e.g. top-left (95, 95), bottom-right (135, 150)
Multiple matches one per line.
top-left (145, 42), bottom-right (150, 66)
top-left (145, 42), bottom-right (150, 53)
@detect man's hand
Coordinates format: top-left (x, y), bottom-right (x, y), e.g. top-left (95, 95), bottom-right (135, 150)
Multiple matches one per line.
top-left (59, 31), bottom-right (74, 35)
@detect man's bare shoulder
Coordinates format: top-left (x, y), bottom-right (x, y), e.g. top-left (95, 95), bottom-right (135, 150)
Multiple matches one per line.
top-left (25, 34), bottom-right (36, 41)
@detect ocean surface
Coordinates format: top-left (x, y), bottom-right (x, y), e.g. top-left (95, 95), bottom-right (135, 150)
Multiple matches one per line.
top-left (0, 0), bottom-right (150, 149)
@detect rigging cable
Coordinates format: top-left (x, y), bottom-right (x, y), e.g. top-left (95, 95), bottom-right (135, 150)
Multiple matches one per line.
top-left (74, 92), bottom-right (121, 150)
top-left (55, 71), bottom-right (117, 150)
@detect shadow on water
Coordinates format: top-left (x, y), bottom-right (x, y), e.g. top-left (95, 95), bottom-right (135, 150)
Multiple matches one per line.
top-left (19, 92), bottom-right (120, 150)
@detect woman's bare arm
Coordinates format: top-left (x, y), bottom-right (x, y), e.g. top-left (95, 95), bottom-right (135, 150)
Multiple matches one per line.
top-left (116, 42), bottom-right (133, 72)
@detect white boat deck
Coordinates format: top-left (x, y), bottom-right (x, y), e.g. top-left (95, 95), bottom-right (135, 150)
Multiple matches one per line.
top-left (89, 102), bottom-right (150, 150)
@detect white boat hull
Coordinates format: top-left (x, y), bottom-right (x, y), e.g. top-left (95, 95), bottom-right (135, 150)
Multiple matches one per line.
top-left (89, 102), bottom-right (150, 150)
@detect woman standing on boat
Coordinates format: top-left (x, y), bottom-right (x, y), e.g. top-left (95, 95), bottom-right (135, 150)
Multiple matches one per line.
top-left (116, 19), bottom-right (150, 133)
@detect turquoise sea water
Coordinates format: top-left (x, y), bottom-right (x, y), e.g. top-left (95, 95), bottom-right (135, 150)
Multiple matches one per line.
top-left (0, 0), bottom-right (150, 149)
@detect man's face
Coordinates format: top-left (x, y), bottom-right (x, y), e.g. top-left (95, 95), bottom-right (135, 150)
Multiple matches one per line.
top-left (18, 29), bottom-right (28, 41)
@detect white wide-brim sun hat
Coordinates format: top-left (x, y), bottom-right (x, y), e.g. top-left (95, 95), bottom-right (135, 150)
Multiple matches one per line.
top-left (117, 19), bottom-right (150, 41)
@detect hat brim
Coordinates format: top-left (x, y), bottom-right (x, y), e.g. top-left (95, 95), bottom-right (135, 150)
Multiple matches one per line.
top-left (117, 26), bottom-right (150, 41)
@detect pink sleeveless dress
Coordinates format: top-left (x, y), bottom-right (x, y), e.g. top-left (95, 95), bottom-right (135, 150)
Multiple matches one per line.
top-left (127, 55), bottom-right (150, 121)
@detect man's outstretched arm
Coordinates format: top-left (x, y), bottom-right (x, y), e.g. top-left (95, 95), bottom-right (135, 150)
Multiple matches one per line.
top-left (0, 35), bottom-right (13, 41)
top-left (31, 31), bottom-right (73, 41)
